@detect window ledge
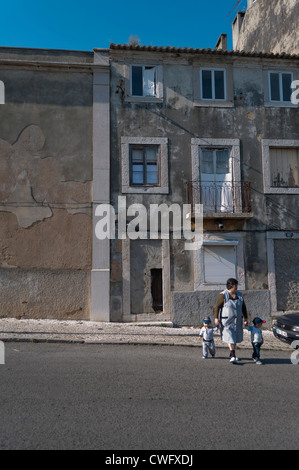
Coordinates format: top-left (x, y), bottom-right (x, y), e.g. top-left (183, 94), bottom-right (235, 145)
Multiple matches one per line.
top-left (122, 186), bottom-right (169, 194)
top-left (125, 96), bottom-right (163, 103)
top-left (193, 100), bottom-right (234, 108)
top-left (265, 188), bottom-right (299, 194)
top-left (264, 102), bottom-right (297, 108)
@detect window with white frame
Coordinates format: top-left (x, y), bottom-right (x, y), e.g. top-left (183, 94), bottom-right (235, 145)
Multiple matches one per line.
top-left (269, 71), bottom-right (293, 103)
top-left (121, 137), bottom-right (169, 194)
top-left (262, 139), bottom-right (299, 194)
top-left (191, 138), bottom-right (242, 213)
top-left (201, 68), bottom-right (226, 101)
top-left (131, 65), bottom-right (158, 97)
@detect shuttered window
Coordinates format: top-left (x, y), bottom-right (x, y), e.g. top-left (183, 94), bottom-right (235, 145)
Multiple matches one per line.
top-left (270, 147), bottom-right (299, 187)
top-left (203, 244), bottom-right (237, 284)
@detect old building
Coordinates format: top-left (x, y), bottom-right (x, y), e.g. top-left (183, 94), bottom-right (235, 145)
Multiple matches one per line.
top-left (0, 47), bottom-right (110, 321)
top-left (1, 40), bottom-right (299, 325)
top-left (233, 0), bottom-right (299, 54)
top-left (109, 43), bottom-right (299, 326)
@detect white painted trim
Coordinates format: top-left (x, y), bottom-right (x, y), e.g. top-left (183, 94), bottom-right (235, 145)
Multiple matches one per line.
top-left (191, 138), bottom-right (241, 209)
top-left (91, 53), bottom-right (110, 321)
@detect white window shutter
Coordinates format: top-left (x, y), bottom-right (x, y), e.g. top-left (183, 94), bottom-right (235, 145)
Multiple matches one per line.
top-left (203, 245), bottom-right (236, 283)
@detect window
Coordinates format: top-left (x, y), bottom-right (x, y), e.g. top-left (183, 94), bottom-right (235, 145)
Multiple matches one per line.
top-left (201, 68), bottom-right (226, 100)
top-left (270, 148), bottom-right (299, 188)
top-left (262, 139), bottom-right (299, 194)
top-left (121, 137), bottom-right (169, 194)
top-left (269, 71), bottom-right (293, 103)
top-left (191, 139), bottom-right (242, 213)
top-left (130, 145), bottom-right (159, 186)
top-left (131, 65), bottom-right (157, 97)
top-left (203, 244), bottom-right (237, 284)
top-left (200, 148), bottom-right (233, 212)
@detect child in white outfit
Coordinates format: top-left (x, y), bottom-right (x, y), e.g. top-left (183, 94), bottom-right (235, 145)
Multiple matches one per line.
top-left (199, 316), bottom-right (218, 359)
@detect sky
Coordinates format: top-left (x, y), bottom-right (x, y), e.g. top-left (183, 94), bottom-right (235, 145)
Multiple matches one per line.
top-left (0, 0), bottom-right (247, 52)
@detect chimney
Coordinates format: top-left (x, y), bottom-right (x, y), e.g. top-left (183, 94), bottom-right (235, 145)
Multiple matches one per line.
top-left (232, 11), bottom-right (245, 50)
top-left (215, 34), bottom-right (228, 51)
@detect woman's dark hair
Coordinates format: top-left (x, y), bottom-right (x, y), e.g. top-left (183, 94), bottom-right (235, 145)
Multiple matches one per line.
top-left (226, 278), bottom-right (238, 290)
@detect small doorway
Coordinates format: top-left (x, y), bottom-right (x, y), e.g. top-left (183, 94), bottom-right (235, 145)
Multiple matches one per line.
top-left (151, 269), bottom-right (163, 313)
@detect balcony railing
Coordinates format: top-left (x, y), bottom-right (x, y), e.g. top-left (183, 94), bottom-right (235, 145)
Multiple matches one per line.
top-left (187, 181), bottom-right (252, 215)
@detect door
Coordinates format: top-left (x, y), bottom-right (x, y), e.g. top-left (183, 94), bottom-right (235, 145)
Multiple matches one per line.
top-left (200, 148), bottom-right (233, 212)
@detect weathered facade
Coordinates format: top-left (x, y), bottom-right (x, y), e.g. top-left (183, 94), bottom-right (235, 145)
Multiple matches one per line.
top-left (233, 0), bottom-right (299, 54)
top-left (0, 47), bottom-right (110, 320)
top-left (109, 43), bottom-right (299, 326)
top-left (1, 41), bottom-right (299, 325)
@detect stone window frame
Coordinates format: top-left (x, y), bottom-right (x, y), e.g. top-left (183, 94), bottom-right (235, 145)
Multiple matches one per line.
top-left (262, 139), bottom-right (299, 194)
top-left (193, 233), bottom-right (245, 291)
top-left (121, 137), bottom-right (169, 194)
top-left (266, 231), bottom-right (299, 314)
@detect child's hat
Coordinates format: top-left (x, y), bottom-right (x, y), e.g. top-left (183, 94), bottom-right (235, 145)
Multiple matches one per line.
top-left (252, 317), bottom-right (266, 325)
top-left (203, 316), bottom-right (212, 323)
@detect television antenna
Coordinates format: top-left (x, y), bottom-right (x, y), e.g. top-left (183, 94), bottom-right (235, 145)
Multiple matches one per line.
top-left (227, 0), bottom-right (245, 17)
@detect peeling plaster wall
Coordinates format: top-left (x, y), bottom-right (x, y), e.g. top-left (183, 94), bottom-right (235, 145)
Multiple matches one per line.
top-left (110, 49), bottom-right (299, 324)
top-left (0, 50), bottom-right (93, 319)
top-left (236, 0), bottom-right (299, 54)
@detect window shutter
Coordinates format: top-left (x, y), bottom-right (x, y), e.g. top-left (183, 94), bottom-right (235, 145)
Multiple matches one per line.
top-left (203, 245), bottom-right (236, 283)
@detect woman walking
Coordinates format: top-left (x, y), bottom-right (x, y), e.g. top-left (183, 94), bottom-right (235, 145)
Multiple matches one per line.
top-left (214, 278), bottom-right (248, 363)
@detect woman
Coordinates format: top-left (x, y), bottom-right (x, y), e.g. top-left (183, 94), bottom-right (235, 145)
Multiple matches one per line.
top-left (214, 278), bottom-right (248, 363)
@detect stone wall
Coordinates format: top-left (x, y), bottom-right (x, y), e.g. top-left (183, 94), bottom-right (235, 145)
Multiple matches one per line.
top-left (236, 0), bottom-right (299, 54)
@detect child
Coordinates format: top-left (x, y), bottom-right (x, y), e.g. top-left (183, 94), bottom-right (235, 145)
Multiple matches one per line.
top-left (199, 316), bottom-right (218, 359)
top-left (247, 317), bottom-right (266, 365)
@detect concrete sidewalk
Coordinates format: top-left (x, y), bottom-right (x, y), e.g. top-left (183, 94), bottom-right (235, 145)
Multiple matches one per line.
top-left (0, 318), bottom-right (293, 351)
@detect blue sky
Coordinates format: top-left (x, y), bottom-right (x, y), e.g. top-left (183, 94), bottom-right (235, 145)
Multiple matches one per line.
top-left (0, 0), bottom-right (247, 51)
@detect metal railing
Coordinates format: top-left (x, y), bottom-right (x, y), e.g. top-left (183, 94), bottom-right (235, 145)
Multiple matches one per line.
top-left (187, 181), bottom-right (252, 214)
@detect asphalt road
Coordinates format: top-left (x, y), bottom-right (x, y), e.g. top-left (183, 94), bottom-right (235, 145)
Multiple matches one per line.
top-left (0, 343), bottom-right (298, 450)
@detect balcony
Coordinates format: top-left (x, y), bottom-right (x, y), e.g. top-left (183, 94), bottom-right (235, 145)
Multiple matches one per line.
top-left (187, 181), bottom-right (252, 218)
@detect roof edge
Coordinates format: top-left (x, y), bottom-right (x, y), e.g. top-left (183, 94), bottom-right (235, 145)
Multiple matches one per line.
top-left (109, 43), bottom-right (299, 60)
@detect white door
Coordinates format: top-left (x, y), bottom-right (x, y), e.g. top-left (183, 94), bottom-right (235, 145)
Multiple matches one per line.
top-left (200, 148), bottom-right (233, 212)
